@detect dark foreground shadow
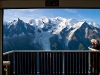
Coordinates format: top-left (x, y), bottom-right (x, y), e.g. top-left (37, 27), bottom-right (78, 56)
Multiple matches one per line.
top-left (17, 73), bottom-right (100, 75)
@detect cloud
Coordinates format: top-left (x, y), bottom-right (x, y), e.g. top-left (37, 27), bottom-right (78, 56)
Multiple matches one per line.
top-left (17, 17), bottom-right (32, 23)
top-left (77, 14), bottom-right (94, 22)
top-left (78, 14), bottom-right (83, 18)
top-left (37, 16), bottom-right (48, 19)
top-left (65, 9), bottom-right (77, 13)
top-left (11, 14), bottom-right (40, 23)
top-left (82, 18), bottom-right (94, 21)
top-left (8, 16), bottom-right (35, 23)
top-left (7, 15), bottom-right (49, 23)
top-left (19, 9), bottom-right (38, 12)
top-left (4, 9), bottom-right (41, 22)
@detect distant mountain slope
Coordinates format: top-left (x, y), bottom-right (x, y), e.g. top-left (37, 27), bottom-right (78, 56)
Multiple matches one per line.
top-left (3, 17), bottom-right (100, 52)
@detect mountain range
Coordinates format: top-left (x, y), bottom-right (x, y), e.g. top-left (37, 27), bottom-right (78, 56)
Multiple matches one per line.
top-left (3, 17), bottom-right (100, 52)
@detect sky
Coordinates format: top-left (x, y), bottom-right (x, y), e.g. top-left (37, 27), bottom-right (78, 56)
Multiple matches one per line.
top-left (3, 9), bottom-right (100, 24)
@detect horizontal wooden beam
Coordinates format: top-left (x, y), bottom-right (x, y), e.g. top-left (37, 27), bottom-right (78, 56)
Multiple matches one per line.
top-left (0, 1), bottom-right (100, 8)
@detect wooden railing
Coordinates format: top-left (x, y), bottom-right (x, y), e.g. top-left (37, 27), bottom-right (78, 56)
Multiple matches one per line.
top-left (3, 50), bottom-right (100, 75)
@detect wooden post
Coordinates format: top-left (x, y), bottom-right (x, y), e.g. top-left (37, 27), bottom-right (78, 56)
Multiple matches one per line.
top-left (3, 61), bottom-right (10, 75)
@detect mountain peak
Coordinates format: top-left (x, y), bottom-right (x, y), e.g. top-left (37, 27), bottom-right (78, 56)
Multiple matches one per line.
top-left (55, 17), bottom-right (67, 21)
top-left (88, 21), bottom-right (100, 28)
top-left (4, 17), bottom-right (100, 34)
top-left (42, 18), bottom-right (50, 23)
top-left (3, 17), bottom-right (100, 51)
top-left (68, 18), bottom-right (79, 23)
top-left (17, 18), bottom-right (23, 22)
top-left (18, 18), bottom-right (20, 21)
top-left (29, 19), bottom-right (36, 25)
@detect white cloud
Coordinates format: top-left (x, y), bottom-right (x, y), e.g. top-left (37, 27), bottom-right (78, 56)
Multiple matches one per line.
top-left (65, 9), bottom-right (77, 13)
top-left (78, 14), bottom-right (94, 22)
top-left (82, 18), bottom-right (94, 22)
top-left (37, 16), bottom-right (48, 19)
top-left (78, 14), bottom-right (83, 18)
top-left (13, 9), bottom-right (38, 12)
top-left (4, 9), bottom-right (41, 22)
top-left (5, 14), bottom-right (48, 23)
top-left (17, 17), bottom-right (31, 23)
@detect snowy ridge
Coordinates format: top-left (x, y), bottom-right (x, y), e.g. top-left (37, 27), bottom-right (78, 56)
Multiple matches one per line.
top-left (65, 22), bottom-right (84, 47)
top-left (88, 22), bottom-right (100, 28)
top-left (93, 29), bottom-right (98, 33)
top-left (4, 17), bottom-right (100, 50)
top-left (42, 18), bottom-right (50, 23)
top-left (68, 22), bottom-right (84, 40)
top-left (7, 20), bottom-right (18, 28)
top-left (4, 17), bottom-right (100, 34)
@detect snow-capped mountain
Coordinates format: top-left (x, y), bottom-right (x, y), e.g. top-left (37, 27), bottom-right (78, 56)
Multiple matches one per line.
top-left (3, 17), bottom-right (100, 52)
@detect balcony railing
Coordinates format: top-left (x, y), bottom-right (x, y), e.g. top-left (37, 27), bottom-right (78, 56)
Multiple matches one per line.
top-left (3, 50), bottom-right (100, 75)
